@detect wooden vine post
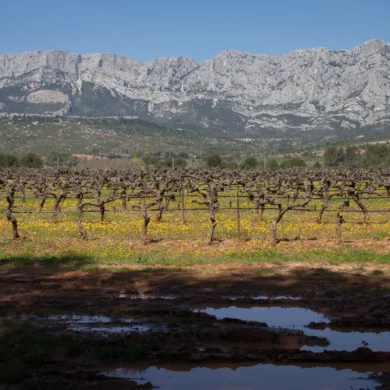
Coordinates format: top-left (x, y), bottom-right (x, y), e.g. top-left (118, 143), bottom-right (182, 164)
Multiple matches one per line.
top-left (336, 212), bottom-right (344, 245)
top-left (236, 191), bottom-right (241, 240)
top-left (181, 180), bottom-right (186, 224)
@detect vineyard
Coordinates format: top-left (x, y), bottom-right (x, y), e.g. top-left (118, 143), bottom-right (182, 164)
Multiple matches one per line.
top-left (1, 167), bottom-right (390, 248)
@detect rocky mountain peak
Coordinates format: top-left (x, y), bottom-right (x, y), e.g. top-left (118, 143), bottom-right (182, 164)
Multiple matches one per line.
top-left (0, 40), bottom-right (389, 136)
top-left (353, 39), bottom-right (387, 57)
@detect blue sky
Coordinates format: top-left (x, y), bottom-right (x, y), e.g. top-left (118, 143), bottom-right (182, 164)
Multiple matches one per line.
top-left (1, 0), bottom-right (389, 61)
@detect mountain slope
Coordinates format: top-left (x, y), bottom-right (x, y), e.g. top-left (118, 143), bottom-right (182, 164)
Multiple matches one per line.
top-left (0, 115), bottom-right (266, 157)
top-left (1, 40), bottom-right (390, 135)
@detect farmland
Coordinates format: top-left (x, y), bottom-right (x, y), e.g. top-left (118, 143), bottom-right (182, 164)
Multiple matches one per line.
top-left (1, 167), bottom-right (390, 389)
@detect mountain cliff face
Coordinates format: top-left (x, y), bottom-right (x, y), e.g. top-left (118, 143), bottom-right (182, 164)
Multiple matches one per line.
top-left (1, 39), bottom-right (389, 135)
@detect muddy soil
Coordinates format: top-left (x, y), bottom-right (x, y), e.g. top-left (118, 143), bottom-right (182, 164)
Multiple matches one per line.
top-left (1, 264), bottom-right (390, 389)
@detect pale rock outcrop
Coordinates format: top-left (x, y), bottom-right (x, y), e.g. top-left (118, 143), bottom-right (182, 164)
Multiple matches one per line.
top-left (0, 40), bottom-right (389, 133)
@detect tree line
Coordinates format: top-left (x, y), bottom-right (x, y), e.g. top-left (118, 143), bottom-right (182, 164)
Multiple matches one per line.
top-left (6, 143), bottom-right (390, 170)
top-left (205, 154), bottom-right (314, 170)
top-left (0, 151), bottom-right (315, 170)
top-left (0, 152), bottom-right (79, 168)
top-left (0, 153), bottom-right (43, 168)
top-left (324, 144), bottom-right (390, 168)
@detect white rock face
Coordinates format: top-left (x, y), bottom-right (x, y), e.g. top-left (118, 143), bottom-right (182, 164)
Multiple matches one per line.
top-left (27, 90), bottom-right (68, 104)
top-left (0, 39), bottom-right (390, 132)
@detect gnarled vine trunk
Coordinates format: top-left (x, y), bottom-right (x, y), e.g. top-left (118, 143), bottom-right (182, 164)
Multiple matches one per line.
top-left (6, 194), bottom-right (20, 240)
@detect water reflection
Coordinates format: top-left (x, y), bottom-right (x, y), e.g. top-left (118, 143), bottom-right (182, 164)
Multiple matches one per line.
top-left (202, 306), bottom-right (327, 329)
top-left (201, 306), bottom-right (390, 352)
top-left (104, 364), bottom-right (378, 390)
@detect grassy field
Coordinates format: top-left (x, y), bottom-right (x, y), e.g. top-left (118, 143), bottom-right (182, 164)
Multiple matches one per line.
top-left (1, 193), bottom-right (390, 273)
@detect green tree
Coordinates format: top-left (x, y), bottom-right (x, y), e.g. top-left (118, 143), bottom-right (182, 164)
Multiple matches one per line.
top-left (361, 144), bottom-right (390, 168)
top-left (142, 154), bottom-right (159, 166)
top-left (267, 158), bottom-right (279, 170)
top-left (206, 153), bottom-right (222, 168)
top-left (45, 152), bottom-right (78, 167)
top-left (165, 157), bottom-right (187, 169)
top-left (0, 154), bottom-right (19, 167)
top-left (241, 156), bottom-right (258, 169)
top-left (224, 161), bottom-right (239, 170)
top-left (345, 145), bottom-right (360, 166)
top-left (20, 153), bottom-right (43, 168)
top-left (280, 157), bottom-right (307, 169)
top-left (324, 146), bottom-right (345, 167)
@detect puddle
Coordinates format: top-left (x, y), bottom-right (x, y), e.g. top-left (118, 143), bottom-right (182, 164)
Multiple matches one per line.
top-left (48, 314), bottom-right (112, 323)
top-left (126, 294), bottom-right (300, 301)
top-left (70, 324), bottom-right (151, 333)
top-left (201, 306), bottom-right (327, 329)
top-left (303, 327), bottom-right (390, 352)
top-left (128, 294), bottom-right (177, 300)
top-left (271, 296), bottom-right (302, 301)
top-left (103, 364), bottom-right (378, 390)
top-left (43, 314), bottom-right (152, 334)
top-left (117, 292), bottom-right (302, 301)
top-left (201, 306), bottom-right (390, 352)
top-left (223, 295), bottom-right (302, 301)
top-left (161, 295), bottom-right (177, 300)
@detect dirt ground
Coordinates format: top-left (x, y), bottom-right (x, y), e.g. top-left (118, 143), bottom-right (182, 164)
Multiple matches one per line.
top-left (1, 262), bottom-right (390, 389)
